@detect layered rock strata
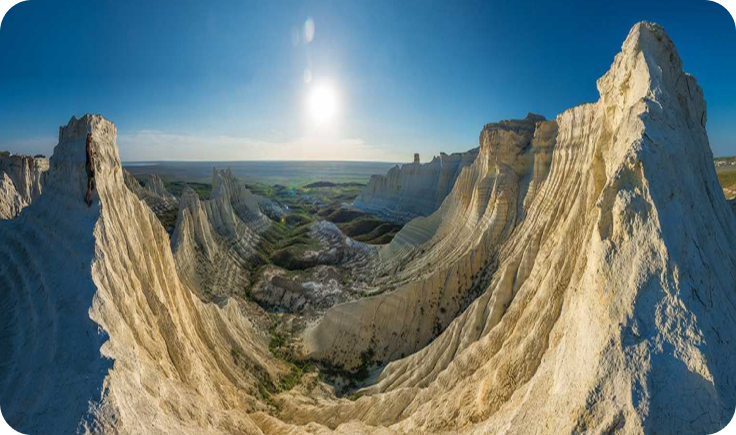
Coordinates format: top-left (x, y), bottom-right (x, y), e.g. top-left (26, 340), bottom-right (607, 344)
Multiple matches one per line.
top-left (0, 152), bottom-right (49, 219)
top-left (293, 23), bottom-right (736, 435)
top-left (2, 22), bottom-right (735, 435)
top-left (0, 115), bottom-right (285, 435)
top-left (123, 170), bottom-right (179, 222)
top-left (353, 148), bottom-right (479, 223)
top-left (171, 167), bottom-right (270, 300)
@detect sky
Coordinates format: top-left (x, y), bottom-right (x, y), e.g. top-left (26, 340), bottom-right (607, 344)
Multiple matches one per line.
top-left (0, 0), bottom-right (734, 162)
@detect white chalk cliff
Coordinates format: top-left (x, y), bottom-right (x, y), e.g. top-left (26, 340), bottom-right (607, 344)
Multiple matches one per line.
top-left (171, 167), bottom-right (270, 300)
top-left (123, 170), bottom-right (179, 217)
top-left (295, 22), bottom-right (736, 434)
top-left (303, 113), bottom-right (556, 369)
top-left (0, 152), bottom-right (49, 219)
top-left (353, 148), bottom-right (479, 223)
top-left (0, 115), bottom-right (290, 435)
top-left (1, 22), bottom-right (735, 435)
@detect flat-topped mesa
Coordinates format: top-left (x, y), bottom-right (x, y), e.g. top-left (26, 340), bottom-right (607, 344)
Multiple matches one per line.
top-left (0, 152), bottom-right (49, 219)
top-left (353, 147), bottom-right (479, 223)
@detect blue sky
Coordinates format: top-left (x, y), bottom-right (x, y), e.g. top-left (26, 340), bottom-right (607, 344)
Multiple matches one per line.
top-left (0, 0), bottom-right (734, 161)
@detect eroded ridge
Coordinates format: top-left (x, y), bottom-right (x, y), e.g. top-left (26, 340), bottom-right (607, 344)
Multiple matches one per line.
top-left (0, 115), bottom-right (286, 435)
top-left (171, 167), bottom-right (271, 300)
top-left (0, 152), bottom-right (48, 219)
top-left (1, 22), bottom-right (735, 435)
top-left (353, 148), bottom-right (479, 224)
top-left (287, 22), bottom-right (736, 434)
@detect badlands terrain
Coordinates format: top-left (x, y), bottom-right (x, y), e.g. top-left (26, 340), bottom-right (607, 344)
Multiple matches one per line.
top-left (0, 152), bottom-right (48, 220)
top-left (1, 22), bottom-right (736, 435)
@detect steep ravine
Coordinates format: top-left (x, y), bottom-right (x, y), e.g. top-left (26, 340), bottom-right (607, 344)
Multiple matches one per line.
top-left (290, 22), bottom-right (736, 434)
top-left (0, 22), bottom-right (735, 435)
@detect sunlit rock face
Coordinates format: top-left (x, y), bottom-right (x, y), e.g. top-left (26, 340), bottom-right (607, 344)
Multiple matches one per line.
top-left (124, 171), bottom-right (179, 209)
top-left (304, 112), bottom-right (556, 371)
top-left (295, 22), bottom-right (736, 435)
top-left (123, 170), bottom-right (180, 234)
top-left (0, 114), bottom-right (285, 435)
top-left (1, 22), bottom-right (735, 435)
top-left (0, 152), bottom-right (48, 219)
top-left (171, 167), bottom-right (271, 300)
top-left (353, 147), bottom-right (479, 224)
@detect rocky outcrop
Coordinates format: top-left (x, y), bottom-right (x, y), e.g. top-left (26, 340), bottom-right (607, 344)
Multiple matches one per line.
top-left (124, 170), bottom-right (179, 216)
top-left (305, 113), bottom-right (554, 370)
top-left (0, 152), bottom-right (48, 219)
top-left (294, 22), bottom-right (736, 434)
top-left (144, 172), bottom-right (177, 203)
top-left (353, 147), bottom-right (479, 223)
top-left (171, 167), bottom-right (270, 300)
top-left (0, 115), bottom-right (285, 435)
top-left (2, 22), bottom-right (735, 435)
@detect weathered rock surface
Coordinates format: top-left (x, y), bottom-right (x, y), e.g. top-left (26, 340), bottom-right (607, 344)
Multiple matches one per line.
top-left (250, 265), bottom-right (351, 314)
top-left (2, 22), bottom-right (735, 435)
top-left (0, 115), bottom-right (284, 435)
top-left (353, 148), bottom-right (479, 223)
top-left (294, 22), bottom-right (736, 434)
top-left (0, 152), bottom-right (48, 219)
top-left (123, 170), bottom-right (179, 229)
top-left (171, 167), bottom-right (271, 300)
top-left (304, 112), bottom-right (553, 370)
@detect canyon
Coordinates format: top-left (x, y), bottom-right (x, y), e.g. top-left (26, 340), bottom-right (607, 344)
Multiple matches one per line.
top-left (0, 22), bottom-right (735, 435)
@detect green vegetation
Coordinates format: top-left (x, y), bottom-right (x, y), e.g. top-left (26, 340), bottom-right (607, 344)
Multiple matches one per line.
top-left (230, 346), bottom-right (279, 407)
top-left (714, 156), bottom-right (736, 163)
top-left (717, 170), bottom-right (736, 191)
top-left (164, 180), bottom-right (212, 200)
top-left (268, 316), bottom-right (314, 392)
top-left (316, 340), bottom-right (380, 398)
top-left (318, 205), bottom-right (401, 244)
top-left (246, 180), bottom-right (401, 277)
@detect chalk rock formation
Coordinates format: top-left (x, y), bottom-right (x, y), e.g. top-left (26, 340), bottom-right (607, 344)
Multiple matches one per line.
top-left (124, 170), bottom-right (179, 215)
top-left (171, 167), bottom-right (270, 300)
top-left (144, 172), bottom-right (177, 202)
top-left (353, 147), bottom-right (479, 223)
top-left (2, 22), bottom-right (736, 435)
top-left (0, 115), bottom-right (284, 435)
top-left (293, 22), bottom-right (736, 434)
top-left (0, 152), bottom-right (48, 219)
top-left (257, 195), bottom-right (288, 220)
top-left (305, 113), bottom-right (553, 369)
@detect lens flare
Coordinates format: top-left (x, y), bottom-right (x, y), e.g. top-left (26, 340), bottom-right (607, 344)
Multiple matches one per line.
top-left (304, 18), bottom-right (315, 43)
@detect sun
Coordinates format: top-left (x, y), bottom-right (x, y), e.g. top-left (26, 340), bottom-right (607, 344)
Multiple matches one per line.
top-left (308, 84), bottom-right (338, 126)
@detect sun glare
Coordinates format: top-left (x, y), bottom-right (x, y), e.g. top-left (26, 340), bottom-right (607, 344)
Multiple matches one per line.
top-left (308, 84), bottom-right (338, 126)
